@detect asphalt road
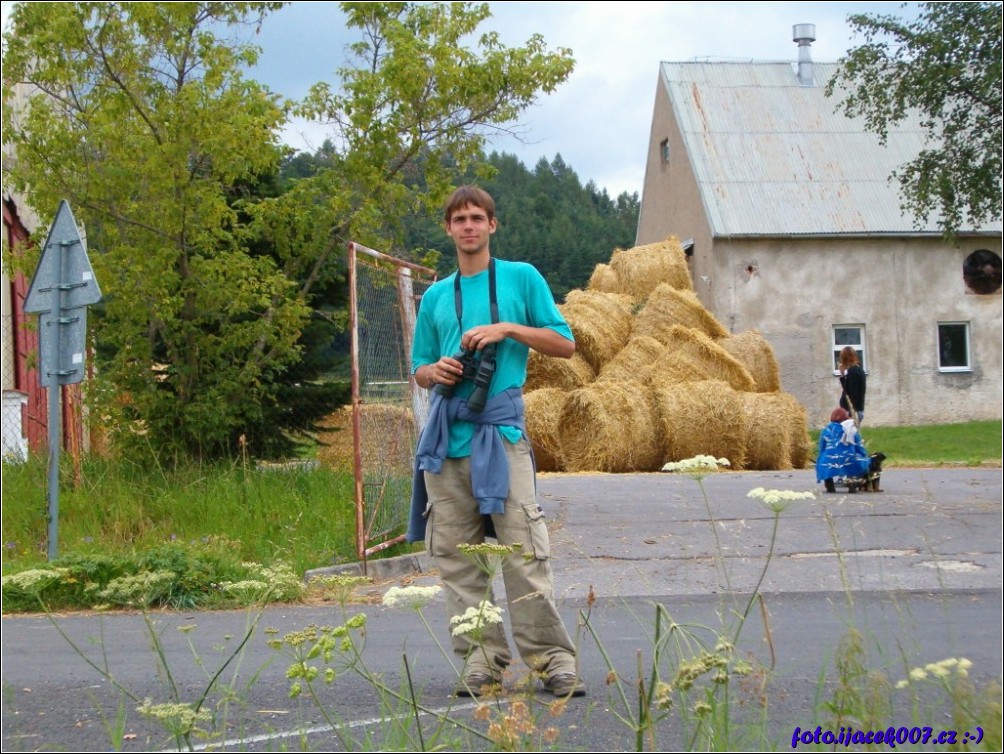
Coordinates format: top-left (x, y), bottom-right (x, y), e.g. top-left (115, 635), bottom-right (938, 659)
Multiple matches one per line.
top-left (2, 468), bottom-right (1001, 752)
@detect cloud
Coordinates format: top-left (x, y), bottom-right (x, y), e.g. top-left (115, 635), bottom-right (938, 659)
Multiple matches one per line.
top-left (4, 1), bottom-right (916, 197)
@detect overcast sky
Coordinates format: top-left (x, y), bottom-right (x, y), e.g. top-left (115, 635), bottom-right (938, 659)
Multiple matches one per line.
top-left (249, 1), bottom-right (916, 197)
top-left (2, 1), bottom-right (917, 197)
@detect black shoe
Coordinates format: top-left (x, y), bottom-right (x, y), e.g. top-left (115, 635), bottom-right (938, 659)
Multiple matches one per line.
top-left (824, 479), bottom-right (836, 493)
top-left (543, 672), bottom-right (586, 697)
top-left (455, 671), bottom-right (499, 698)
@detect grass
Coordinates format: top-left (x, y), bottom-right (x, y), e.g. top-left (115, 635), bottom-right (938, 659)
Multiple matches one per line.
top-left (2, 453), bottom-right (362, 576)
top-left (0, 452), bottom-right (424, 611)
top-left (809, 419), bottom-right (1001, 468)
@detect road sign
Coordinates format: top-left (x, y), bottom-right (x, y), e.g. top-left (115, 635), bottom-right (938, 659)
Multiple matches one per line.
top-left (37, 308), bottom-right (89, 387)
top-left (24, 199), bottom-right (101, 313)
top-left (23, 200), bottom-right (103, 561)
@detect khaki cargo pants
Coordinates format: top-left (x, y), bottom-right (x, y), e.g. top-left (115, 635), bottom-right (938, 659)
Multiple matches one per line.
top-left (424, 437), bottom-right (577, 677)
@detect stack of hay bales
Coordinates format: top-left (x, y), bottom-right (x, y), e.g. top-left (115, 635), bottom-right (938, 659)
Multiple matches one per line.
top-left (525, 236), bottom-right (811, 472)
top-left (317, 404), bottom-right (416, 474)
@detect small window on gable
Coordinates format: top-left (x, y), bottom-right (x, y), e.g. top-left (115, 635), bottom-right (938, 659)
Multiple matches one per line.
top-left (938, 322), bottom-right (971, 371)
top-left (832, 325), bottom-right (865, 373)
top-left (660, 138), bottom-right (670, 164)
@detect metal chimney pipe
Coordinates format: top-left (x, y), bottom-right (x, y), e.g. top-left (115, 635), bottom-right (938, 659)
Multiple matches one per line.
top-left (793, 23), bottom-right (816, 86)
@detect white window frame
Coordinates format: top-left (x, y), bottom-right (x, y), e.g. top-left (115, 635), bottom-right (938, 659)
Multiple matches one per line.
top-left (831, 325), bottom-right (866, 374)
top-left (937, 321), bottom-right (972, 372)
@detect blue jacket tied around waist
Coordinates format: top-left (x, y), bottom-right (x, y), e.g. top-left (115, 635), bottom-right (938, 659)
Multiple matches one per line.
top-left (407, 387), bottom-right (526, 543)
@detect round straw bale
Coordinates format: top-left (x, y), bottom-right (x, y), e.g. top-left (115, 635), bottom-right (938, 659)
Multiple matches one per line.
top-left (525, 350), bottom-right (595, 392)
top-left (317, 404), bottom-right (415, 474)
top-left (587, 263), bottom-right (621, 294)
top-left (652, 380), bottom-right (748, 470)
top-left (646, 325), bottom-right (756, 392)
top-left (559, 290), bottom-right (636, 372)
top-left (558, 381), bottom-right (664, 472)
top-left (737, 392), bottom-right (793, 470)
top-left (633, 284), bottom-right (729, 341)
top-left (608, 237), bottom-right (693, 300)
top-left (774, 391), bottom-right (812, 469)
top-left (524, 388), bottom-right (568, 472)
top-left (597, 336), bottom-right (668, 383)
top-left (653, 357), bottom-right (720, 385)
top-left (718, 329), bottom-right (781, 393)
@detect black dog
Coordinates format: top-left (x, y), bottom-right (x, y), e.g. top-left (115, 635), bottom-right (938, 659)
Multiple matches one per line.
top-left (863, 452), bottom-right (886, 492)
top-left (824, 452), bottom-right (886, 493)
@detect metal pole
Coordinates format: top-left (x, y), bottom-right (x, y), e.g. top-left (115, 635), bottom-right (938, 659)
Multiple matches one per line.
top-left (45, 245), bottom-right (65, 561)
top-left (347, 243), bottom-right (366, 570)
top-left (46, 356), bottom-right (61, 561)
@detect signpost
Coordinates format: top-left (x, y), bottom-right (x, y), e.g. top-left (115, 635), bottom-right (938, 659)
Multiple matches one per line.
top-left (23, 201), bottom-right (102, 560)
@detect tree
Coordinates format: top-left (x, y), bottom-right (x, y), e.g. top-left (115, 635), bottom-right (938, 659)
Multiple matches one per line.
top-left (3, 1), bottom-right (575, 460)
top-left (254, 1), bottom-right (575, 279)
top-left (826, 2), bottom-right (1003, 237)
top-left (2, 2), bottom-right (304, 459)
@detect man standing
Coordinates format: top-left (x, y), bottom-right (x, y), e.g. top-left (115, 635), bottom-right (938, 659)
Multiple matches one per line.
top-left (408, 185), bottom-right (585, 698)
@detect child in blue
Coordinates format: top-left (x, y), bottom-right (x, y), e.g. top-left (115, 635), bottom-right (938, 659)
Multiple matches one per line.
top-left (816, 407), bottom-right (872, 493)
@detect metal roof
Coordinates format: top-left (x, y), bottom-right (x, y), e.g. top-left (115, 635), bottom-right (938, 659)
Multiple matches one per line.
top-left (660, 60), bottom-right (1001, 237)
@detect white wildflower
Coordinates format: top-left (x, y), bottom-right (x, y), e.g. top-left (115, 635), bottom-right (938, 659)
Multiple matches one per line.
top-left (1, 568), bottom-right (68, 595)
top-left (926, 662), bottom-right (951, 679)
top-left (382, 585), bottom-right (442, 609)
top-left (747, 487), bottom-right (815, 513)
top-left (662, 455), bottom-right (731, 479)
top-left (96, 570), bottom-right (176, 607)
top-left (450, 600), bottom-right (504, 638)
top-left (136, 699), bottom-right (212, 729)
top-left (220, 580), bottom-right (270, 597)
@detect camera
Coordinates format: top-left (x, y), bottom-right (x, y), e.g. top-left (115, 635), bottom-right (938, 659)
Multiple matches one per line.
top-left (434, 344), bottom-right (496, 412)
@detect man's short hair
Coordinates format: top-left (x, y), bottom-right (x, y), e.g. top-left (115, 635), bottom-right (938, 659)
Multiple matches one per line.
top-left (443, 185), bottom-right (495, 223)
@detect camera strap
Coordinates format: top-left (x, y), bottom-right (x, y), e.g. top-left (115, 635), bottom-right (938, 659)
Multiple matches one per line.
top-left (453, 257), bottom-right (499, 330)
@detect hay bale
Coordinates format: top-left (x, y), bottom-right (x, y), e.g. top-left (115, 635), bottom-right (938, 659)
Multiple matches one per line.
top-left (524, 388), bottom-right (568, 472)
top-left (317, 404), bottom-right (415, 474)
top-left (651, 380), bottom-right (748, 470)
top-left (737, 392), bottom-right (794, 470)
top-left (596, 336), bottom-right (667, 383)
top-left (647, 325), bottom-right (757, 392)
top-left (775, 391), bottom-right (812, 469)
top-left (587, 263), bottom-right (620, 294)
top-left (719, 329), bottom-right (782, 393)
top-left (648, 354), bottom-right (718, 385)
top-left (559, 289), bottom-right (636, 372)
top-left (526, 350), bottom-right (595, 392)
top-left (608, 237), bottom-right (693, 300)
top-left (633, 283), bottom-right (729, 341)
top-left (558, 381), bottom-right (664, 472)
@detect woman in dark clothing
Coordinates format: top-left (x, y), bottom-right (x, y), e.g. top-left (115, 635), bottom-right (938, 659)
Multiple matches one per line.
top-left (838, 346), bottom-right (866, 426)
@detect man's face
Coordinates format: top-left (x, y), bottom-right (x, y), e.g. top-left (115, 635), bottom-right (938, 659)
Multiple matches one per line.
top-left (445, 203), bottom-right (496, 256)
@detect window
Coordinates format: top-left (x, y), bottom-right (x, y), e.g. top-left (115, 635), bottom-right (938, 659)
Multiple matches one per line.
top-left (938, 322), bottom-right (971, 371)
top-left (660, 138), bottom-right (670, 164)
top-left (832, 326), bottom-right (865, 373)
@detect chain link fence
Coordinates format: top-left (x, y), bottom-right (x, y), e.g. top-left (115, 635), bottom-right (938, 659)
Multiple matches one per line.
top-left (316, 244), bottom-right (436, 561)
top-left (2, 313), bottom-right (30, 463)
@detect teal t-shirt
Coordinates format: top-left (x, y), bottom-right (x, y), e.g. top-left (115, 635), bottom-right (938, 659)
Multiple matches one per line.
top-left (411, 258), bottom-right (573, 458)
